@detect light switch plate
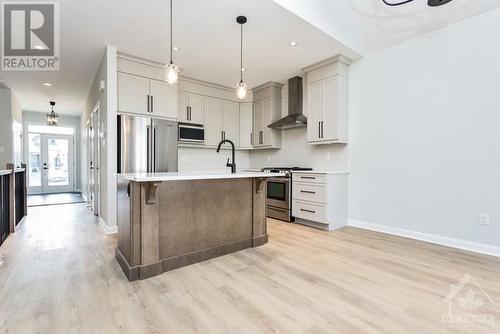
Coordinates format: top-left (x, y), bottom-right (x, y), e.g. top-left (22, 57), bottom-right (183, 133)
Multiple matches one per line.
top-left (479, 213), bottom-right (490, 225)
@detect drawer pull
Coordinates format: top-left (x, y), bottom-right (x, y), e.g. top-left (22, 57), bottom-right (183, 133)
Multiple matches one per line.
top-left (300, 190), bottom-right (316, 194)
top-left (300, 176), bottom-right (316, 180)
top-left (300, 209), bottom-right (316, 213)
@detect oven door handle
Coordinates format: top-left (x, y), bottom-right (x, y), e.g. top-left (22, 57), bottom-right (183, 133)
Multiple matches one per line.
top-left (268, 178), bottom-right (289, 183)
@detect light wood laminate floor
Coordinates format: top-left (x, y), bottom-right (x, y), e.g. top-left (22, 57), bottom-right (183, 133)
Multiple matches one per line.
top-left (0, 204), bottom-right (499, 333)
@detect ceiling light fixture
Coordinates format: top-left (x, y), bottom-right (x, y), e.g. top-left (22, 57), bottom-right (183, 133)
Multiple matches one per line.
top-left (42, 82), bottom-right (52, 87)
top-left (47, 101), bottom-right (58, 126)
top-left (166, 0), bottom-right (179, 85)
top-left (382, 0), bottom-right (453, 6)
top-left (173, 46), bottom-right (179, 51)
top-left (289, 41), bottom-right (297, 47)
top-left (236, 15), bottom-right (248, 100)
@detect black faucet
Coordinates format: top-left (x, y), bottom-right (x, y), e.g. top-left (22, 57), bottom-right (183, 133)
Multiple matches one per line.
top-left (216, 139), bottom-right (236, 173)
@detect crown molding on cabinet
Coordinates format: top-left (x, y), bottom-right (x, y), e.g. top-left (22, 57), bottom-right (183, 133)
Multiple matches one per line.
top-left (303, 54), bottom-right (354, 73)
top-left (117, 51), bottom-right (169, 69)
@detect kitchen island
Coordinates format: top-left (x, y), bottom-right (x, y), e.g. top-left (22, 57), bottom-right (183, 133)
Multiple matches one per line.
top-left (115, 171), bottom-right (284, 280)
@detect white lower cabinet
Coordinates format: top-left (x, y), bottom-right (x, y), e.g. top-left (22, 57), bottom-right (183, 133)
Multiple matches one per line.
top-left (292, 172), bottom-right (348, 230)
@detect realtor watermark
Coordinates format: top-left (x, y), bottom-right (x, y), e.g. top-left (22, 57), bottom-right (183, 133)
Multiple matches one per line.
top-left (442, 273), bottom-right (495, 329)
top-left (1, 1), bottom-right (59, 71)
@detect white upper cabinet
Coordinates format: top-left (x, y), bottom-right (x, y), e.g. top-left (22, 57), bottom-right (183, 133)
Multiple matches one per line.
top-left (149, 79), bottom-right (177, 119)
top-left (239, 103), bottom-right (253, 149)
top-left (188, 93), bottom-right (205, 124)
top-left (203, 97), bottom-right (240, 147)
top-left (222, 101), bottom-right (240, 146)
top-left (306, 80), bottom-right (323, 142)
top-left (304, 55), bottom-right (351, 144)
top-left (252, 82), bottom-right (282, 149)
top-left (118, 72), bottom-right (149, 115)
top-left (203, 97), bottom-right (223, 146)
top-left (178, 91), bottom-right (204, 124)
top-left (118, 71), bottom-right (177, 120)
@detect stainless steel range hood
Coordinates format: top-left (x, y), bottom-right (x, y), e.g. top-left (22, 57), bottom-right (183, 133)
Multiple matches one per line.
top-left (268, 76), bottom-right (306, 130)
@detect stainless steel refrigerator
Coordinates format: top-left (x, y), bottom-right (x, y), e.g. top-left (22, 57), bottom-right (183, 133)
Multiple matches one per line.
top-left (117, 115), bottom-right (178, 173)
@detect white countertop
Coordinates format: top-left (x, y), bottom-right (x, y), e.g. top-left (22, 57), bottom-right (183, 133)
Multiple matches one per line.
top-left (117, 171), bottom-right (286, 182)
top-left (0, 170), bottom-right (12, 176)
top-left (291, 170), bottom-right (350, 175)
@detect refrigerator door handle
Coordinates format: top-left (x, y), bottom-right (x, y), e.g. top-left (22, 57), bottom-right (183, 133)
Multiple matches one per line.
top-left (153, 126), bottom-right (157, 172)
top-left (146, 125), bottom-right (151, 172)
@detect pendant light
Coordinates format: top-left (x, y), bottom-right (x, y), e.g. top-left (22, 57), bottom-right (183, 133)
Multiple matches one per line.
top-left (236, 16), bottom-right (247, 100)
top-left (166, 0), bottom-right (178, 84)
top-left (47, 101), bottom-right (58, 126)
top-left (382, 0), bottom-right (453, 6)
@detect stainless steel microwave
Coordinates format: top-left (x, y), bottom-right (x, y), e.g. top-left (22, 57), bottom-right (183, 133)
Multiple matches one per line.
top-left (178, 123), bottom-right (204, 143)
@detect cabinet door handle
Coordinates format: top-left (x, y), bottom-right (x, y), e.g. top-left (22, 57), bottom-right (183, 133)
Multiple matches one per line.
top-left (321, 121), bottom-right (324, 138)
top-left (151, 95), bottom-right (154, 114)
top-left (300, 190), bottom-right (316, 194)
top-left (189, 107), bottom-right (192, 121)
top-left (301, 208), bottom-right (316, 213)
top-left (318, 121), bottom-right (321, 138)
top-left (221, 131), bottom-right (224, 141)
top-left (300, 176), bottom-right (316, 180)
top-left (250, 132), bottom-right (253, 145)
top-left (147, 95), bottom-right (150, 113)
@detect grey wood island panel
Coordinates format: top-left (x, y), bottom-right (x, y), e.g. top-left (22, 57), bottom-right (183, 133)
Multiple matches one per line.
top-left (116, 172), bottom-right (283, 281)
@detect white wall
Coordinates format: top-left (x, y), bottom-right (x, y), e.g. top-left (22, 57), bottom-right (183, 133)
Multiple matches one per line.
top-left (83, 46), bottom-right (118, 233)
top-left (23, 111), bottom-right (82, 190)
top-left (0, 86), bottom-right (22, 168)
top-left (179, 147), bottom-right (251, 171)
top-left (348, 8), bottom-right (500, 248)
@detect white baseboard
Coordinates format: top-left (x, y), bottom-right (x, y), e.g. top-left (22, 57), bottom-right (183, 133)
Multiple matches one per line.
top-left (348, 219), bottom-right (500, 258)
top-left (98, 217), bottom-right (118, 235)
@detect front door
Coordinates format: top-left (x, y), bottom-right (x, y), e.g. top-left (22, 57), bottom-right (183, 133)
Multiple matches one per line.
top-left (28, 133), bottom-right (74, 194)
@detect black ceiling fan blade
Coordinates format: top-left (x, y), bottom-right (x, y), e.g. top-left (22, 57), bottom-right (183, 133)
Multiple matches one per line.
top-left (428, 0), bottom-right (453, 6)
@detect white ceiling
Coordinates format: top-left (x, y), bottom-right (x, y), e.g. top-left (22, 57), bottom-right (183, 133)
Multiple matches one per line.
top-left (272, 0), bottom-right (500, 54)
top-left (1, 0), bottom-right (499, 116)
top-left (0, 0), bottom-right (357, 116)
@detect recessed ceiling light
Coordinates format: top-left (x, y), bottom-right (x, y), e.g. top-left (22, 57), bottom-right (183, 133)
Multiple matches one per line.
top-left (241, 68), bottom-right (246, 72)
top-left (42, 82), bottom-right (52, 87)
top-left (173, 46), bottom-right (179, 51)
top-left (289, 41), bottom-right (298, 47)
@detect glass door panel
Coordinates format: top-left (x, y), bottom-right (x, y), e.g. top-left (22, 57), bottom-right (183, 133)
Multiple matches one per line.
top-left (47, 138), bottom-right (70, 187)
top-left (42, 135), bottom-right (73, 193)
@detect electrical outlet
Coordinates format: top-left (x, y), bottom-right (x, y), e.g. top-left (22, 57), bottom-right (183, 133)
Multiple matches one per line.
top-left (479, 213), bottom-right (490, 225)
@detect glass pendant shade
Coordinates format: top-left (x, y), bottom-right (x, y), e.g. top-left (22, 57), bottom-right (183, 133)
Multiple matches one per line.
top-left (166, 62), bottom-right (178, 85)
top-left (47, 101), bottom-right (58, 125)
top-left (47, 112), bottom-right (58, 125)
top-left (236, 80), bottom-right (247, 100)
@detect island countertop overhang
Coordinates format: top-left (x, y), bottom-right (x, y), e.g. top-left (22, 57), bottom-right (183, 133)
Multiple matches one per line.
top-left (116, 171), bottom-right (286, 182)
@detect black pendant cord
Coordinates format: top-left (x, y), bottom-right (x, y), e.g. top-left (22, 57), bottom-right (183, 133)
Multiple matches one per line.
top-left (169, 0), bottom-right (173, 64)
top-left (382, 0), bottom-right (415, 5)
top-left (240, 23), bottom-right (243, 83)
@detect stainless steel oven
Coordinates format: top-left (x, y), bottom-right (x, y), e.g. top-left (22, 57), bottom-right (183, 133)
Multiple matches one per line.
top-left (178, 123), bottom-right (204, 143)
top-left (266, 177), bottom-right (291, 221)
top-left (262, 167), bottom-right (312, 222)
